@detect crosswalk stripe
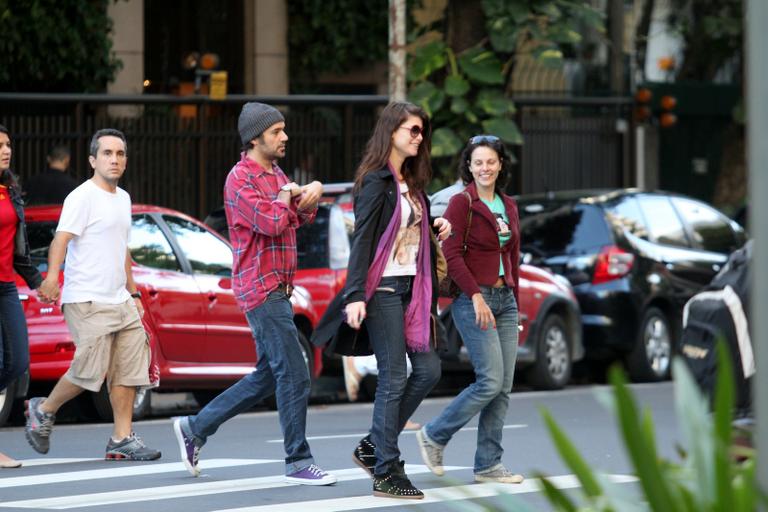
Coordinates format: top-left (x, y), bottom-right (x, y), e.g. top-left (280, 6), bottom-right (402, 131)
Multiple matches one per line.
top-left (0, 459), bottom-right (281, 489)
top-left (12, 458), bottom-right (101, 467)
top-left (267, 424), bottom-right (528, 443)
top-left (0, 464), bottom-right (470, 509)
top-left (211, 474), bottom-right (639, 512)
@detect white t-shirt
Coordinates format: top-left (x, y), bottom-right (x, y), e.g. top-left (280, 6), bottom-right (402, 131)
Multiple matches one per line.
top-left (383, 182), bottom-right (422, 277)
top-left (57, 180), bottom-right (132, 304)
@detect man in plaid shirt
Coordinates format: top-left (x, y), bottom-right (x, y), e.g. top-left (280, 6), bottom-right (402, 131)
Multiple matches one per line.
top-left (172, 102), bottom-right (337, 485)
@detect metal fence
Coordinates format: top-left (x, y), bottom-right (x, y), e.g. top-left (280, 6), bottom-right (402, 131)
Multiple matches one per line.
top-left (0, 93), bottom-right (633, 220)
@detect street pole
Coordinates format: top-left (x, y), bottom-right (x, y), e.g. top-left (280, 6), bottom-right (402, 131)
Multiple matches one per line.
top-left (746, 0), bottom-right (768, 499)
top-left (388, 0), bottom-right (406, 101)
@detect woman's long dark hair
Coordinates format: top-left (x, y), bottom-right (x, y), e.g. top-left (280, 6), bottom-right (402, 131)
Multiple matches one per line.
top-left (0, 124), bottom-right (19, 190)
top-left (458, 137), bottom-right (513, 195)
top-left (355, 101), bottom-right (432, 193)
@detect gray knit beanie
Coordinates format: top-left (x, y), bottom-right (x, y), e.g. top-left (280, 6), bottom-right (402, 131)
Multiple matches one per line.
top-left (238, 102), bottom-right (285, 145)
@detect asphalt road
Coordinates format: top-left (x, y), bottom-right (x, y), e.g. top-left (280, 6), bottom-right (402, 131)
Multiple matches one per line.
top-left (0, 382), bottom-right (678, 511)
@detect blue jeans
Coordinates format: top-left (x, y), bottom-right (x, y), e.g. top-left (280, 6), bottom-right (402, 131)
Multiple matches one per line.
top-left (425, 287), bottom-right (518, 472)
top-left (188, 291), bottom-right (313, 474)
top-left (366, 276), bottom-right (442, 475)
top-left (0, 281), bottom-right (30, 392)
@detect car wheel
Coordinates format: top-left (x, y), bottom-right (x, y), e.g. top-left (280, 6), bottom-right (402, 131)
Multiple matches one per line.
top-left (625, 306), bottom-right (672, 382)
top-left (264, 331), bottom-right (315, 410)
top-left (526, 314), bottom-right (572, 390)
top-left (91, 384), bottom-right (152, 422)
top-left (0, 380), bottom-right (17, 427)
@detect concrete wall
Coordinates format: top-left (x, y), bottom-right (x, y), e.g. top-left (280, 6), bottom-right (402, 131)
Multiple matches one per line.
top-left (107, 0), bottom-right (144, 116)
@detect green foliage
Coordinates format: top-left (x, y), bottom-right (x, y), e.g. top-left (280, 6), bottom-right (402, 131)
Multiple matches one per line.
top-left (287, 0), bottom-right (388, 91)
top-left (0, 0), bottom-right (121, 92)
top-left (407, 0), bottom-right (604, 181)
top-left (538, 343), bottom-right (764, 511)
top-left (668, 0), bottom-right (743, 83)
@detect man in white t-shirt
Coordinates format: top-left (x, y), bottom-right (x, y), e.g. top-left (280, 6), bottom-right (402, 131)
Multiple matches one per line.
top-left (24, 129), bottom-right (160, 461)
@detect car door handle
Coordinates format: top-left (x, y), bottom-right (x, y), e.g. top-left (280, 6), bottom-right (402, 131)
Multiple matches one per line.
top-left (146, 286), bottom-right (159, 299)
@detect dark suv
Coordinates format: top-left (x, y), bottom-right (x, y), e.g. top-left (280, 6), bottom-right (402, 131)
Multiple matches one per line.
top-left (516, 189), bottom-right (747, 382)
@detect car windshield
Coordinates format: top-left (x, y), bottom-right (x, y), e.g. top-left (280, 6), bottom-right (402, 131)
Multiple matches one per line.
top-left (518, 200), bottom-right (612, 256)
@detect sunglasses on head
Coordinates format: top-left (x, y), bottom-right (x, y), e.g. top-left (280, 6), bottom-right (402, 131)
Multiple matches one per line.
top-left (399, 125), bottom-right (424, 138)
top-left (469, 134), bottom-right (500, 144)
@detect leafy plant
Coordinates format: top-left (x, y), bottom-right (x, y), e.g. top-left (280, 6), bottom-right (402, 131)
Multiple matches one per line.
top-left (0, 0), bottom-right (122, 92)
top-left (537, 343), bottom-right (762, 511)
top-left (667, 0), bottom-right (743, 83)
top-left (407, 0), bottom-right (604, 182)
top-left (287, 0), bottom-right (388, 92)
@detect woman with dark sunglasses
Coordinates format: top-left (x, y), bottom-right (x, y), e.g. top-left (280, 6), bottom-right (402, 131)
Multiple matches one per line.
top-left (312, 101), bottom-right (451, 499)
top-left (0, 124), bottom-right (43, 468)
top-left (416, 135), bottom-right (524, 484)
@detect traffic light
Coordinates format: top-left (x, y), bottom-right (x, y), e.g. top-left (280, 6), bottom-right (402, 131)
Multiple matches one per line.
top-left (633, 87), bottom-right (677, 128)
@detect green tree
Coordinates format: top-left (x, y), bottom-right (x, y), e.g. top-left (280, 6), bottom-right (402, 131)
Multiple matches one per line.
top-left (0, 0), bottom-right (122, 92)
top-left (287, 0), bottom-right (389, 92)
top-left (407, 0), bottom-right (605, 184)
top-left (669, 0), bottom-right (743, 83)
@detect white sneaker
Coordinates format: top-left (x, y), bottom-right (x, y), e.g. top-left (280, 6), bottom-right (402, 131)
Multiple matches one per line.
top-left (475, 466), bottom-right (524, 484)
top-left (416, 427), bottom-right (444, 476)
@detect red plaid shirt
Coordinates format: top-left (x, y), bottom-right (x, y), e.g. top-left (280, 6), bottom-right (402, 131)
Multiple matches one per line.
top-left (224, 153), bottom-right (316, 312)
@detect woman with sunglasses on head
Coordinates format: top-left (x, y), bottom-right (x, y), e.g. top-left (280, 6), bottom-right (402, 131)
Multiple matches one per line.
top-left (0, 125), bottom-right (43, 468)
top-left (416, 135), bottom-right (524, 484)
top-left (312, 101), bottom-right (451, 499)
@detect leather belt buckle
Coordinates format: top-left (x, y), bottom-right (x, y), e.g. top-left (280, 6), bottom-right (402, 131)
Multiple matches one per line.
top-left (278, 282), bottom-right (293, 298)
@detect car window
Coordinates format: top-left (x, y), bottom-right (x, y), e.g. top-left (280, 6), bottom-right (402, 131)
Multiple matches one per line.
top-left (519, 203), bottom-right (612, 255)
top-left (636, 195), bottom-right (689, 248)
top-left (162, 215), bottom-right (232, 276)
top-left (296, 206), bottom-right (329, 269)
top-left (328, 204), bottom-right (350, 270)
top-left (671, 197), bottom-right (737, 253)
top-left (25, 221), bottom-right (58, 272)
top-left (605, 196), bottom-right (650, 240)
top-left (129, 215), bottom-right (181, 272)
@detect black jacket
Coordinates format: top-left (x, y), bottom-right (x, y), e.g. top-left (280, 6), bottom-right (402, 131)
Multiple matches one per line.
top-left (24, 168), bottom-right (78, 205)
top-left (311, 168), bottom-right (440, 356)
top-left (9, 184), bottom-right (43, 289)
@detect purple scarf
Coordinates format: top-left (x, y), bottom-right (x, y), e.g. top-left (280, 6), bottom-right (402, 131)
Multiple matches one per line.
top-left (363, 164), bottom-right (433, 352)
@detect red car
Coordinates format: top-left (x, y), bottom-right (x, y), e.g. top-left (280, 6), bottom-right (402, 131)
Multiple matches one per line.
top-left (2, 202), bottom-right (349, 425)
top-left (437, 262), bottom-right (583, 391)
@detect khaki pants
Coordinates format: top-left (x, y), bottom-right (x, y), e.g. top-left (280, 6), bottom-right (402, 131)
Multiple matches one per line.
top-left (62, 300), bottom-right (150, 392)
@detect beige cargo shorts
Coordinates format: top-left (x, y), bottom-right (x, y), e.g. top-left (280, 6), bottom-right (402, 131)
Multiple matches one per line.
top-left (62, 299), bottom-right (150, 392)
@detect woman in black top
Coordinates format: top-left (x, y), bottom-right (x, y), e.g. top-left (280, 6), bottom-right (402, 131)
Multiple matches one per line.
top-left (312, 102), bottom-right (450, 499)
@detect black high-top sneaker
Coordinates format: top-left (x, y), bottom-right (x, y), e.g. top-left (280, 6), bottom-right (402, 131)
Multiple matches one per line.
top-left (352, 435), bottom-right (376, 477)
top-left (372, 461), bottom-right (424, 500)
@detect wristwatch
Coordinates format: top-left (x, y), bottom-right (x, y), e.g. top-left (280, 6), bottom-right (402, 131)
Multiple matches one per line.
top-left (280, 183), bottom-right (294, 193)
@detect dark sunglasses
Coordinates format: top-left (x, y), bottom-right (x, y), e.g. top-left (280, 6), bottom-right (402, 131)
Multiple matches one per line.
top-left (469, 134), bottom-right (500, 144)
top-left (399, 125), bottom-right (424, 138)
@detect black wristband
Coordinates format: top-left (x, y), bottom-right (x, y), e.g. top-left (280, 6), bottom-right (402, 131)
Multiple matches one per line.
top-left (130, 292), bottom-right (141, 299)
